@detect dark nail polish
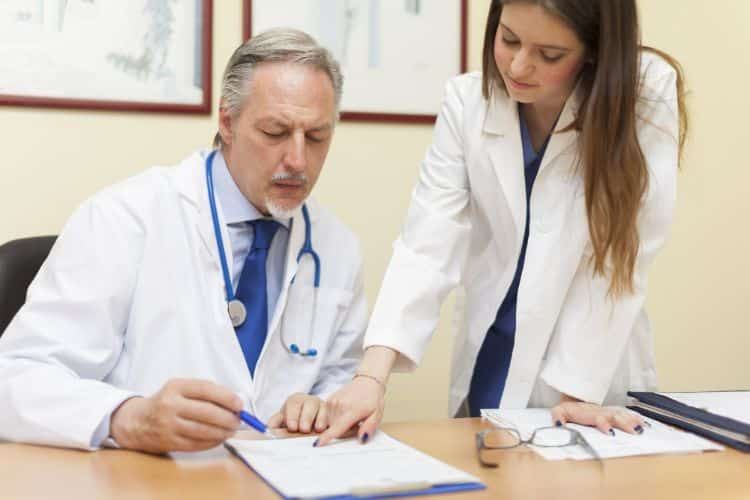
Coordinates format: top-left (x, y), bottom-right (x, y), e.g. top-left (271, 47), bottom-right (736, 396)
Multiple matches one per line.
top-left (312, 439), bottom-right (319, 447)
top-left (555, 420), bottom-right (563, 427)
top-left (635, 425), bottom-right (644, 434)
top-left (361, 432), bottom-right (369, 444)
top-left (609, 428), bottom-right (615, 437)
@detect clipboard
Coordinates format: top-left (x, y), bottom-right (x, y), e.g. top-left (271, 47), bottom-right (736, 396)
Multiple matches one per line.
top-left (225, 432), bottom-right (485, 499)
top-left (628, 391), bottom-right (750, 453)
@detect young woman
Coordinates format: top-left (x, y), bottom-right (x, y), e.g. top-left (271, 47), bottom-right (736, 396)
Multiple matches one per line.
top-left (317, 0), bottom-right (688, 445)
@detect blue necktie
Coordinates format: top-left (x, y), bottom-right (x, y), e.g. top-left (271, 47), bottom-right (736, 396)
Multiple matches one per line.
top-left (235, 219), bottom-right (280, 377)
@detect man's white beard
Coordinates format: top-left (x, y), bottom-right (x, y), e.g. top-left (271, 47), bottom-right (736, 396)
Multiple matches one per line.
top-left (266, 172), bottom-right (308, 219)
top-left (265, 196), bottom-right (302, 219)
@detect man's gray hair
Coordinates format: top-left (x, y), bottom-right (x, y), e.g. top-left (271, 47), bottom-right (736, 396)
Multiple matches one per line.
top-left (213, 28), bottom-right (343, 148)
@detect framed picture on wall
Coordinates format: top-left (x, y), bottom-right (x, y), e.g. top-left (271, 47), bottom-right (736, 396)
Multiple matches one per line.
top-left (244, 0), bottom-right (467, 123)
top-left (0, 0), bottom-right (212, 114)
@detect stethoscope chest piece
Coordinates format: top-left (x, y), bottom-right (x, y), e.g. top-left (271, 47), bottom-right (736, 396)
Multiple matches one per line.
top-left (228, 299), bottom-right (247, 328)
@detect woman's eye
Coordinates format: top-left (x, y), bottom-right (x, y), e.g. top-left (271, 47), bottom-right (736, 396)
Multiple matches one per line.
top-left (502, 37), bottom-right (519, 45)
top-left (541, 52), bottom-right (564, 63)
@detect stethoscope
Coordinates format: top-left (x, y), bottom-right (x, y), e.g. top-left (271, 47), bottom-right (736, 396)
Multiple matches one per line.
top-left (205, 150), bottom-right (319, 358)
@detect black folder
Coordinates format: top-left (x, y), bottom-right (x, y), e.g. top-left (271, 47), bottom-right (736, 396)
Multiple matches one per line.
top-left (627, 391), bottom-right (750, 453)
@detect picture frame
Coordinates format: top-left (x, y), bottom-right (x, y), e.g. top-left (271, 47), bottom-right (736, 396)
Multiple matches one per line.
top-left (243, 0), bottom-right (468, 123)
top-left (0, 0), bottom-right (213, 114)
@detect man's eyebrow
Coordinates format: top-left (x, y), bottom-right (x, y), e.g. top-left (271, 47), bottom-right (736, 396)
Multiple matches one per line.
top-left (500, 23), bottom-right (572, 52)
top-left (308, 124), bottom-right (333, 133)
top-left (256, 117), bottom-right (289, 127)
top-left (256, 117), bottom-right (332, 133)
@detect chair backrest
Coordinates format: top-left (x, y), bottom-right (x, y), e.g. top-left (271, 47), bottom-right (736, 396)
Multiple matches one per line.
top-left (0, 236), bottom-right (57, 336)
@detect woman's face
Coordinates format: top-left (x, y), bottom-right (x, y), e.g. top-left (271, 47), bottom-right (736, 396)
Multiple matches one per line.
top-left (494, 2), bottom-right (587, 110)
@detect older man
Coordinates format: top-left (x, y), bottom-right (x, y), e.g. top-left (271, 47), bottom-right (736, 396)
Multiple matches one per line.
top-left (0, 29), bottom-right (366, 454)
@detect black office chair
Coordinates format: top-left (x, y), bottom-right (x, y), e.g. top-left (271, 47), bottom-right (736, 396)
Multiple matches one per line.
top-left (0, 236), bottom-right (57, 336)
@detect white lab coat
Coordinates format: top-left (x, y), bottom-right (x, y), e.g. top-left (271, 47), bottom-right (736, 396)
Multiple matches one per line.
top-left (0, 150), bottom-right (367, 449)
top-left (364, 52), bottom-right (679, 416)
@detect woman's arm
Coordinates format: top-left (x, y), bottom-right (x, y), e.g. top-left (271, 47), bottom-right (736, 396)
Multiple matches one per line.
top-left (317, 75), bottom-right (479, 445)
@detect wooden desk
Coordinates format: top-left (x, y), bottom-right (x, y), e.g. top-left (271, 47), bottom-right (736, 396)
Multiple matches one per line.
top-left (0, 418), bottom-right (747, 499)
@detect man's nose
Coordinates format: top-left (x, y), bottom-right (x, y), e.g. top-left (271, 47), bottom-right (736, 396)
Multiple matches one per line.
top-left (284, 133), bottom-right (307, 172)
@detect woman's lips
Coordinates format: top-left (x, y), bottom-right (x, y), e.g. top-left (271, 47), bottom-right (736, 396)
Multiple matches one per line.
top-left (507, 75), bottom-right (536, 90)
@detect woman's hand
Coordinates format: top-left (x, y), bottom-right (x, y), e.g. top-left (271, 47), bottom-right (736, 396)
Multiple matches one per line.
top-left (551, 394), bottom-right (645, 435)
top-left (314, 346), bottom-right (397, 446)
top-left (315, 375), bottom-right (385, 446)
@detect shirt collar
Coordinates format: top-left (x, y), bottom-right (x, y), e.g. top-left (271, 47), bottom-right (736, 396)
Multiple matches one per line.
top-left (213, 150), bottom-right (290, 229)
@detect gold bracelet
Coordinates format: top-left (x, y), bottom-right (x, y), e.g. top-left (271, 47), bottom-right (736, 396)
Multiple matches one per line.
top-left (353, 372), bottom-right (386, 393)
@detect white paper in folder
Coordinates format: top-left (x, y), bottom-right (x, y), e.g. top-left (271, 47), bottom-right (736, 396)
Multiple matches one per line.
top-left (225, 432), bottom-right (482, 499)
top-left (664, 391), bottom-right (750, 424)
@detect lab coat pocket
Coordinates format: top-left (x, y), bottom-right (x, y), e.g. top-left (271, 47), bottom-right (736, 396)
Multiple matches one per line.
top-left (280, 281), bottom-right (353, 361)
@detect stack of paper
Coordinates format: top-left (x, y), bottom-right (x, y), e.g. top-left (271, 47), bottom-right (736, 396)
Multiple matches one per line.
top-left (481, 408), bottom-right (723, 460)
top-left (226, 432), bottom-right (483, 499)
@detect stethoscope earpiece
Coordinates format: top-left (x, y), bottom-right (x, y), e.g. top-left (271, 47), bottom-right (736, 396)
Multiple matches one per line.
top-left (289, 344), bottom-right (318, 357)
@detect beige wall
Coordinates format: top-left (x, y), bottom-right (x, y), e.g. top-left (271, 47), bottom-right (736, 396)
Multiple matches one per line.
top-left (1, 1), bottom-right (747, 422)
top-left (640, 0), bottom-right (750, 392)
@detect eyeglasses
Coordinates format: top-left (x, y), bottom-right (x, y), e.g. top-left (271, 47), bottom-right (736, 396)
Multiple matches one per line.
top-left (475, 426), bottom-right (601, 467)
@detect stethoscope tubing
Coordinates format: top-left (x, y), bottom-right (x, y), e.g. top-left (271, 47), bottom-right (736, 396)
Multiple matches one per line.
top-left (205, 150), bottom-right (236, 303)
top-left (204, 150), bottom-right (319, 357)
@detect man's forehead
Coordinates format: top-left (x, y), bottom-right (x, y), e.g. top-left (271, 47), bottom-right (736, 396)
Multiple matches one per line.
top-left (243, 62), bottom-right (336, 124)
top-left (249, 63), bottom-right (334, 101)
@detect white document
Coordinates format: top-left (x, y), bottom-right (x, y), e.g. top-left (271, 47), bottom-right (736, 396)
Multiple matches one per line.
top-left (225, 432), bottom-right (481, 499)
top-left (663, 391), bottom-right (750, 424)
top-left (481, 408), bottom-right (723, 461)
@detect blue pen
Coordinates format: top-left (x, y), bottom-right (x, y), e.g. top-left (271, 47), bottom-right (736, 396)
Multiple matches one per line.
top-left (239, 410), bottom-right (276, 439)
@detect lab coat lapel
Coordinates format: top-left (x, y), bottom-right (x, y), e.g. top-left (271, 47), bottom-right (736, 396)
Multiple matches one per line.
top-left (266, 202), bottom-right (306, 337)
top-left (538, 90), bottom-right (580, 175)
top-left (482, 93), bottom-right (526, 243)
top-left (175, 150), bottom-right (232, 275)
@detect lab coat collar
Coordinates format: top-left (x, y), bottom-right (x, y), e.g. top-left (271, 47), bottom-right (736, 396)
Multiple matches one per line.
top-left (280, 196), bottom-right (322, 293)
top-left (171, 150), bottom-right (227, 274)
top-left (538, 87), bottom-right (580, 175)
top-left (482, 84), bottom-right (581, 151)
top-left (482, 89), bottom-right (517, 136)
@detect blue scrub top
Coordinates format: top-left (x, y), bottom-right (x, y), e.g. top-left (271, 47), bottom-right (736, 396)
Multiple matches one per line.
top-left (467, 106), bottom-right (552, 417)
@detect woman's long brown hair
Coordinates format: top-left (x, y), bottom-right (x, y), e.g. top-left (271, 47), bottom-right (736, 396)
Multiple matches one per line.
top-left (482, 0), bottom-right (688, 296)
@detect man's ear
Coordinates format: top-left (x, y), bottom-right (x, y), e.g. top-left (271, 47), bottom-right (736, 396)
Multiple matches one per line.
top-left (218, 102), bottom-right (234, 146)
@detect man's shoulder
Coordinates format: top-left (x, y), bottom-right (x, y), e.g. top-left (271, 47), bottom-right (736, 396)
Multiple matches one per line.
top-left (85, 151), bottom-right (201, 214)
top-left (78, 167), bottom-right (171, 228)
top-left (96, 166), bottom-right (170, 197)
top-left (305, 198), bottom-right (361, 257)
